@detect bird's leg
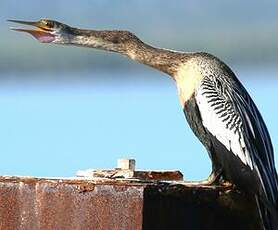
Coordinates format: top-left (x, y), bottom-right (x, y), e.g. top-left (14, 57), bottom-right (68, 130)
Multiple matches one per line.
top-left (178, 168), bottom-right (224, 187)
top-left (199, 169), bottom-right (223, 185)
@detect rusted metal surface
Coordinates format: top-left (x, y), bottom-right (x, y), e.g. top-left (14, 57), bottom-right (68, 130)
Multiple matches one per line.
top-left (134, 170), bottom-right (183, 181)
top-left (0, 176), bottom-right (262, 230)
top-left (143, 183), bottom-right (262, 230)
top-left (0, 176), bottom-right (144, 230)
top-left (77, 169), bottom-right (183, 181)
top-left (76, 158), bottom-right (183, 181)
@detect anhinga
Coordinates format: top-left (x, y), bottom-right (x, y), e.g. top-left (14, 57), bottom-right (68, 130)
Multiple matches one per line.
top-left (9, 19), bottom-right (278, 229)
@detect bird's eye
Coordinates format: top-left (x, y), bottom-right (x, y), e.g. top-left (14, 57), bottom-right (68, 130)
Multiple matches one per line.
top-left (40, 19), bottom-right (54, 28)
top-left (46, 21), bottom-right (54, 28)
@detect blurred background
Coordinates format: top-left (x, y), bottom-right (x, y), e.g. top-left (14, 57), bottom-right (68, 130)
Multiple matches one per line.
top-left (0, 0), bottom-right (277, 180)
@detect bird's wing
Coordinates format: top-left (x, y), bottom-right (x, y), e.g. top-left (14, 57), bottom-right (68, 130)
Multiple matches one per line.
top-left (195, 74), bottom-right (278, 204)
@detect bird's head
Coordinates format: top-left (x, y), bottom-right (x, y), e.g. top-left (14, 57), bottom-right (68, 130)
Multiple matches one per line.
top-left (8, 19), bottom-right (72, 44)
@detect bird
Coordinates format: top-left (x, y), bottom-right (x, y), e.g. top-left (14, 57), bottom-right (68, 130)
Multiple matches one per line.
top-left (9, 18), bottom-right (278, 229)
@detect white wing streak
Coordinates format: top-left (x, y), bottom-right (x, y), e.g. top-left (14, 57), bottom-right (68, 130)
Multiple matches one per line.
top-left (195, 77), bottom-right (254, 169)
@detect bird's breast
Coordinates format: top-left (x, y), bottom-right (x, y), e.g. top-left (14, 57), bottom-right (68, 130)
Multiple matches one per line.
top-left (174, 63), bottom-right (204, 106)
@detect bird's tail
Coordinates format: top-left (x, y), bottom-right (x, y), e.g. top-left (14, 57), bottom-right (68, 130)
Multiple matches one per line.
top-left (255, 195), bottom-right (278, 230)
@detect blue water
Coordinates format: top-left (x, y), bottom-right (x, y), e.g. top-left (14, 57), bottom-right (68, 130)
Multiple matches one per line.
top-left (0, 69), bottom-right (277, 180)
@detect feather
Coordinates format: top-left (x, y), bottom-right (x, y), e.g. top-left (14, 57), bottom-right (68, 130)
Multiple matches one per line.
top-left (195, 72), bottom-right (278, 229)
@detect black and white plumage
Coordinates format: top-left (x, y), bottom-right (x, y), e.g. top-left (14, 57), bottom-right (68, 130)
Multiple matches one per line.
top-left (179, 54), bottom-right (278, 229)
top-left (196, 71), bottom-right (277, 198)
top-left (9, 19), bottom-right (278, 229)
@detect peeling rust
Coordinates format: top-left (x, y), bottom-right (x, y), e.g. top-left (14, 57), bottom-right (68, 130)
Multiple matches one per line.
top-left (0, 176), bottom-right (144, 230)
top-left (134, 170), bottom-right (183, 181)
top-left (0, 176), bottom-right (262, 230)
top-left (76, 167), bottom-right (183, 181)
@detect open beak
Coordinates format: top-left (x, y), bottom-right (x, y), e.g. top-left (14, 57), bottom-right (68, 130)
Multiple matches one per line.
top-left (8, 19), bottom-right (56, 43)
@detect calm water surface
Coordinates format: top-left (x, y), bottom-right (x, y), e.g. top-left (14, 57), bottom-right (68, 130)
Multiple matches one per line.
top-left (0, 69), bottom-right (277, 180)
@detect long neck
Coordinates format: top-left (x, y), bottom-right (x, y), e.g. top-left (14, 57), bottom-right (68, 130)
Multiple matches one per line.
top-left (65, 28), bottom-right (189, 76)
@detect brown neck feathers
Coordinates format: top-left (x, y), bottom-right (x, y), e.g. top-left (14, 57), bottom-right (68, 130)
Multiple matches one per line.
top-left (68, 28), bottom-right (190, 76)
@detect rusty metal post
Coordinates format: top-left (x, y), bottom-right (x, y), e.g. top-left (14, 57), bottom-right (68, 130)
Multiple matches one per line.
top-left (0, 177), bottom-right (143, 230)
top-left (0, 175), bottom-right (262, 230)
